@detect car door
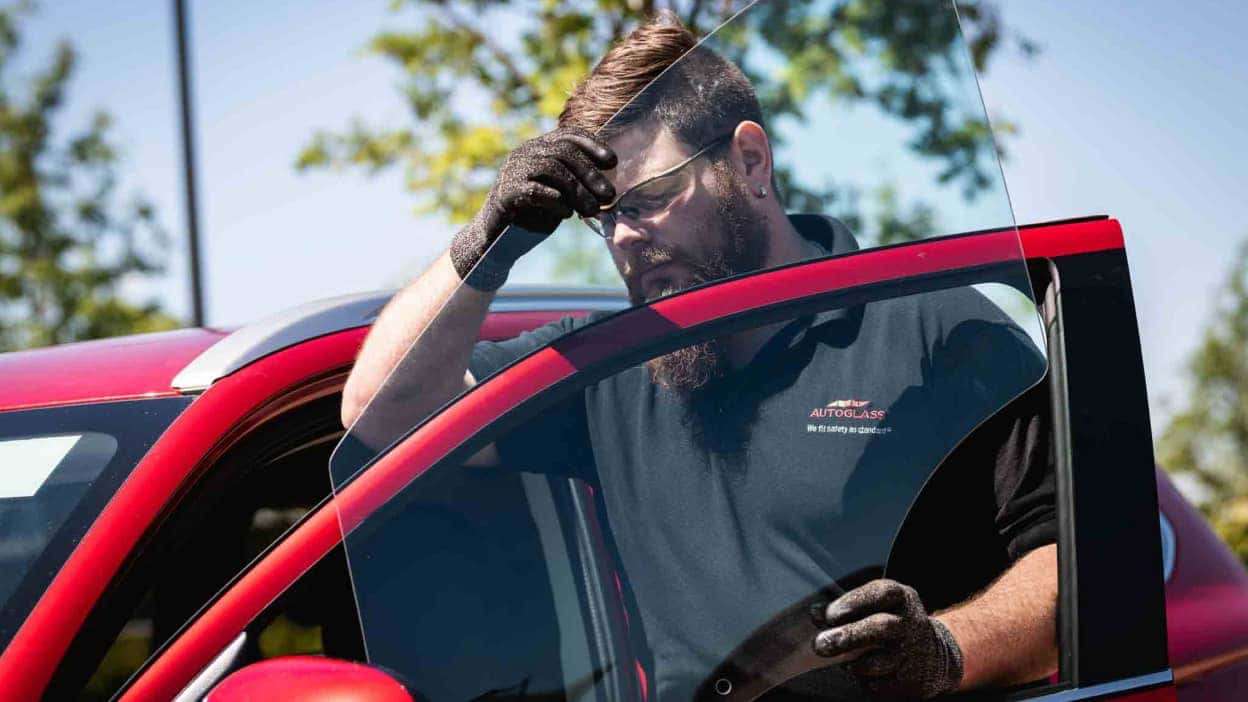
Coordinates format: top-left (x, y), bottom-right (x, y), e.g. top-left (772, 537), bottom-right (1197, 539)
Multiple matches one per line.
top-left (326, 228), bottom-right (1175, 702)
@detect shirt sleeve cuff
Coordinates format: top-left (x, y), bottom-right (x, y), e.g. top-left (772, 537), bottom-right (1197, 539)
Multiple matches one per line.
top-left (1006, 515), bottom-right (1058, 561)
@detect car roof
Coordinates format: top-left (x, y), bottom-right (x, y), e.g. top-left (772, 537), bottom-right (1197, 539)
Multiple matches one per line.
top-left (0, 286), bottom-right (628, 413)
top-left (170, 286), bottom-right (627, 392)
top-left (0, 328), bottom-right (227, 413)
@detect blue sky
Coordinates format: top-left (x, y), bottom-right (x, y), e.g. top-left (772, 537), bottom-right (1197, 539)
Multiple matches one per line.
top-left (978, 1), bottom-right (1248, 427)
top-left (12, 0), bottom-right (1248, 431)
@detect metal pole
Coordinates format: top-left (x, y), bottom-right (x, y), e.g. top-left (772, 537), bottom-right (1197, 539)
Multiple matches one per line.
top-left (173, 0), bottom-right (206, 326)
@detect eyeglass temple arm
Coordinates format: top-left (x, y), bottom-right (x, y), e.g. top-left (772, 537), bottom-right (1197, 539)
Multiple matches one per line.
top-left (596, 135), bottom-right (731, 212)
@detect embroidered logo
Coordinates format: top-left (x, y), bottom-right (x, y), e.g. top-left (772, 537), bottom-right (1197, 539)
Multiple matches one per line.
top-left (809, 399), bottom-right (886, 420)
top-left (806, 398), bottom-right (891, 435)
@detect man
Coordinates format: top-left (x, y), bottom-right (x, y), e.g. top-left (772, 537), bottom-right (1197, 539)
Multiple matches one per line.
top-left (342, 12), bottom-right (1058, 701)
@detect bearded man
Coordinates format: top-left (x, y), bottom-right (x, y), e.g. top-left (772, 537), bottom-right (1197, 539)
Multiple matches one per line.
top-left (342, 11), bottom-right (1058, 701)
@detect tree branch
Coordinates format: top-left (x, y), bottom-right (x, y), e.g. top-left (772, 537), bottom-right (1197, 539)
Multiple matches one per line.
top-left (685, 0), bottom-right (707, 30)
top-left (434, 4), bottom-right (532, 104)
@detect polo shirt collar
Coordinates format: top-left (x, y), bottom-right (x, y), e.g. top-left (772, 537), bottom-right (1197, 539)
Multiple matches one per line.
top-left (783, 214), bottom-right (866, 344)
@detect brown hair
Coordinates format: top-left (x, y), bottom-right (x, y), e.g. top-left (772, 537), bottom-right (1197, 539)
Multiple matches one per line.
top-left (558, 10), bottom-right (765, 152)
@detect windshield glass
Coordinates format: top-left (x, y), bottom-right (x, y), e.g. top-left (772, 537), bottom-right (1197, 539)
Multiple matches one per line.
top-left (331, 2), bottom-right (1051, 700)
top-left (0, 397), bottom-right (190, 649)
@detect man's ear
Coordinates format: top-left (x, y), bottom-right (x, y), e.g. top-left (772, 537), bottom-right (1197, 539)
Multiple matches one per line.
top-left (728, 121), bottom-right (773, 192)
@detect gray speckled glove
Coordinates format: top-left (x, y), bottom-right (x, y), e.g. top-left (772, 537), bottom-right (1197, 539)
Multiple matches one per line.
top-left (812, 579), bottom-right (964, 700)
top-left (450, 127), bottom-right (616, 291)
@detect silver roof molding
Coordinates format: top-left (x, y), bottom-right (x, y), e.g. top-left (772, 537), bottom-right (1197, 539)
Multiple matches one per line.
top-left (171, 286), bottom-right (628, 392)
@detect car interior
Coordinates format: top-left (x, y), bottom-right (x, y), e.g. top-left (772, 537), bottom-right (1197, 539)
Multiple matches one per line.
top-left (59, 393), bottom-right (360, 701)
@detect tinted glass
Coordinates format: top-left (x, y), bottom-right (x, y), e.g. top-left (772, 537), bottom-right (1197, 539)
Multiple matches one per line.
top-left (332, 1), bottom-right (1051, 699)
top-left (0, 398), bottom-right (191, 647)
top-left (0, 432), bottom-right (117, 605)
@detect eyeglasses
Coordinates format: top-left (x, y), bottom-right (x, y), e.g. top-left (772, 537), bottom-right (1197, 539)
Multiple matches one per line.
top-left (582, 133), bottom-right (732, 239)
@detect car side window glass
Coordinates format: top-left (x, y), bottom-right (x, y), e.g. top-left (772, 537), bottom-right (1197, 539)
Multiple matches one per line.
top-left (340, 279), bottom-right (1060, 701)
top-left (329, 1), bottom-right (1058, 699)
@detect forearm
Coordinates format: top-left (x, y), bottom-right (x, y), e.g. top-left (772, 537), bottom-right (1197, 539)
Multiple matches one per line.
top-left (936, 543), bottom-right (1058, 690)
top-left (341, 250), bottom-right (492, 428)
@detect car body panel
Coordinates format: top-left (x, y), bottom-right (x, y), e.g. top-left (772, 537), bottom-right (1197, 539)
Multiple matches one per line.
top-left (0, 328), bottom-right (225, 413)
top-left (1157, 470), bottom-right (1248, 695)
top-left (0, 327), bottom-right (366, 700)
top-left (170, 287), bottom-right (627, 392)
top-left (0, 307), bottom-right (603, 700)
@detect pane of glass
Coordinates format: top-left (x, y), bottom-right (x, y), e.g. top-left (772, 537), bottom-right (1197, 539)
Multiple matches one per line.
top-left (338, 271), bottom-right (1052, 700)
top-left (0, 398), bottom-right (190, 648)
top-left (330, 0), bottom-right (1039, 483)
top-left (331, 1), bottom-right (1051, 699)
top-left (0, 433), bottom-right (117, 606)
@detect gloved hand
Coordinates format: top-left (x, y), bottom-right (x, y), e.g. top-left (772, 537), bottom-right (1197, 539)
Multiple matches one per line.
top-left (450, 127), bottom-right (617, 291)
top-left (812, 579), bottom-right (964, 700)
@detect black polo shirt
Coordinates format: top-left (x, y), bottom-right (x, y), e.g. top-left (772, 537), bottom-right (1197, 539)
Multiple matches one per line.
top-left (469, 216), bottom-right (1056, 701)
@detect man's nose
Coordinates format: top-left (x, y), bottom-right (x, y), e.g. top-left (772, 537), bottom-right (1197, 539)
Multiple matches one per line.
top-left (611, 219), bottom-right (651, 251)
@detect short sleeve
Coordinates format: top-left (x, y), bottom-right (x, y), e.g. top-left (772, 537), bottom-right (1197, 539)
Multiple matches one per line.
top-left (469, 314), bottom-right (603, 483)
top-left (988, 381), bottom-right (1057, 559)
top-left (926, 291), bottom-right (1055, 561)
top-left (470, 315), bottom-right (586, 382)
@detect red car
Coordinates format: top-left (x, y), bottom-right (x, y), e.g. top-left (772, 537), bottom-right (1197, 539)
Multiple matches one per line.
top-left (0, 217), bottom-right (1244, 701)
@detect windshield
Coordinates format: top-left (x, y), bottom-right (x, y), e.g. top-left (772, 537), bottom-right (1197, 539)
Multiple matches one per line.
top-left (0, 397), bottom-right (190, 649)
top-left (331, 2), bottom-right (1050, 700)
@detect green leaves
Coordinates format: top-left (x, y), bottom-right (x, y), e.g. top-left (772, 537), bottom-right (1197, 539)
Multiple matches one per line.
top-left (1159, 242), bottom-right (1248, 564)
top-left (296, 0), bottom-right (1032, 281)
top-left (0, 3), bottom-right (177, 351)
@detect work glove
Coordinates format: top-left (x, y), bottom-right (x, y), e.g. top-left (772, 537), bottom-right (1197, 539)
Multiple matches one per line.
top-left (449, 127), bottom-right (617, 291)
top-left (812, 579), bottom-right (964, 700)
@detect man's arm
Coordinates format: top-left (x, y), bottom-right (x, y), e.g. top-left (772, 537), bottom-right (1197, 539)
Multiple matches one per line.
top-left (339, 127), bottom-right (616, 434)
top-left (812, 544), bottom-right (1057, 699)
top-left (341, 251), bottom-right (491, 429)
top-left (936, 543), bottom-right (1058, 690)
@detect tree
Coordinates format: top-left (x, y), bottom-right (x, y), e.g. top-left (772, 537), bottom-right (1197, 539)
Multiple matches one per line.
top-left (1158, 243), bottom-right (1248, 563)
top-left (0, 2), bottom-right (177, 352)
top-left (296, 0), bottom-right (1036, 281)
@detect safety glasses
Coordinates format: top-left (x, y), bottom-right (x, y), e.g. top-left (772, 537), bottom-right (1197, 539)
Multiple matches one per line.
top-left (582, 133), bottom-right (732, 239)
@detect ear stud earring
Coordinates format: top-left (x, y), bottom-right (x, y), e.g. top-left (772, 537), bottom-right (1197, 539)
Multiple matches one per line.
top-left (756, 186), bottom-right (767, 198)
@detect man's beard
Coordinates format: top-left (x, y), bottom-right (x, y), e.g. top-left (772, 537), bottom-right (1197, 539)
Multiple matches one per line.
top-left (643, 166), bottom-right (768, 397)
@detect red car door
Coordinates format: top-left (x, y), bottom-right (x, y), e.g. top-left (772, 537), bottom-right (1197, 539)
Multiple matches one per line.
top-left (321, 223), bottom-right (1173, 702)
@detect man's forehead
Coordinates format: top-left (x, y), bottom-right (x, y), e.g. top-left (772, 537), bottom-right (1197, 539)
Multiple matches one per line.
top-left (605, 123), bottom-right (689, 189)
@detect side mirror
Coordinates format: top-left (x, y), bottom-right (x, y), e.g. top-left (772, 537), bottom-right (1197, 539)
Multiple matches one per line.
top-left (207, 656), bottom-right (414, 702)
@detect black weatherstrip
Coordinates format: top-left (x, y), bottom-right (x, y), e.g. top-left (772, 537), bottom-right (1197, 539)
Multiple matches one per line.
top-left (1053, 249), bottom-right (1169, 684)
